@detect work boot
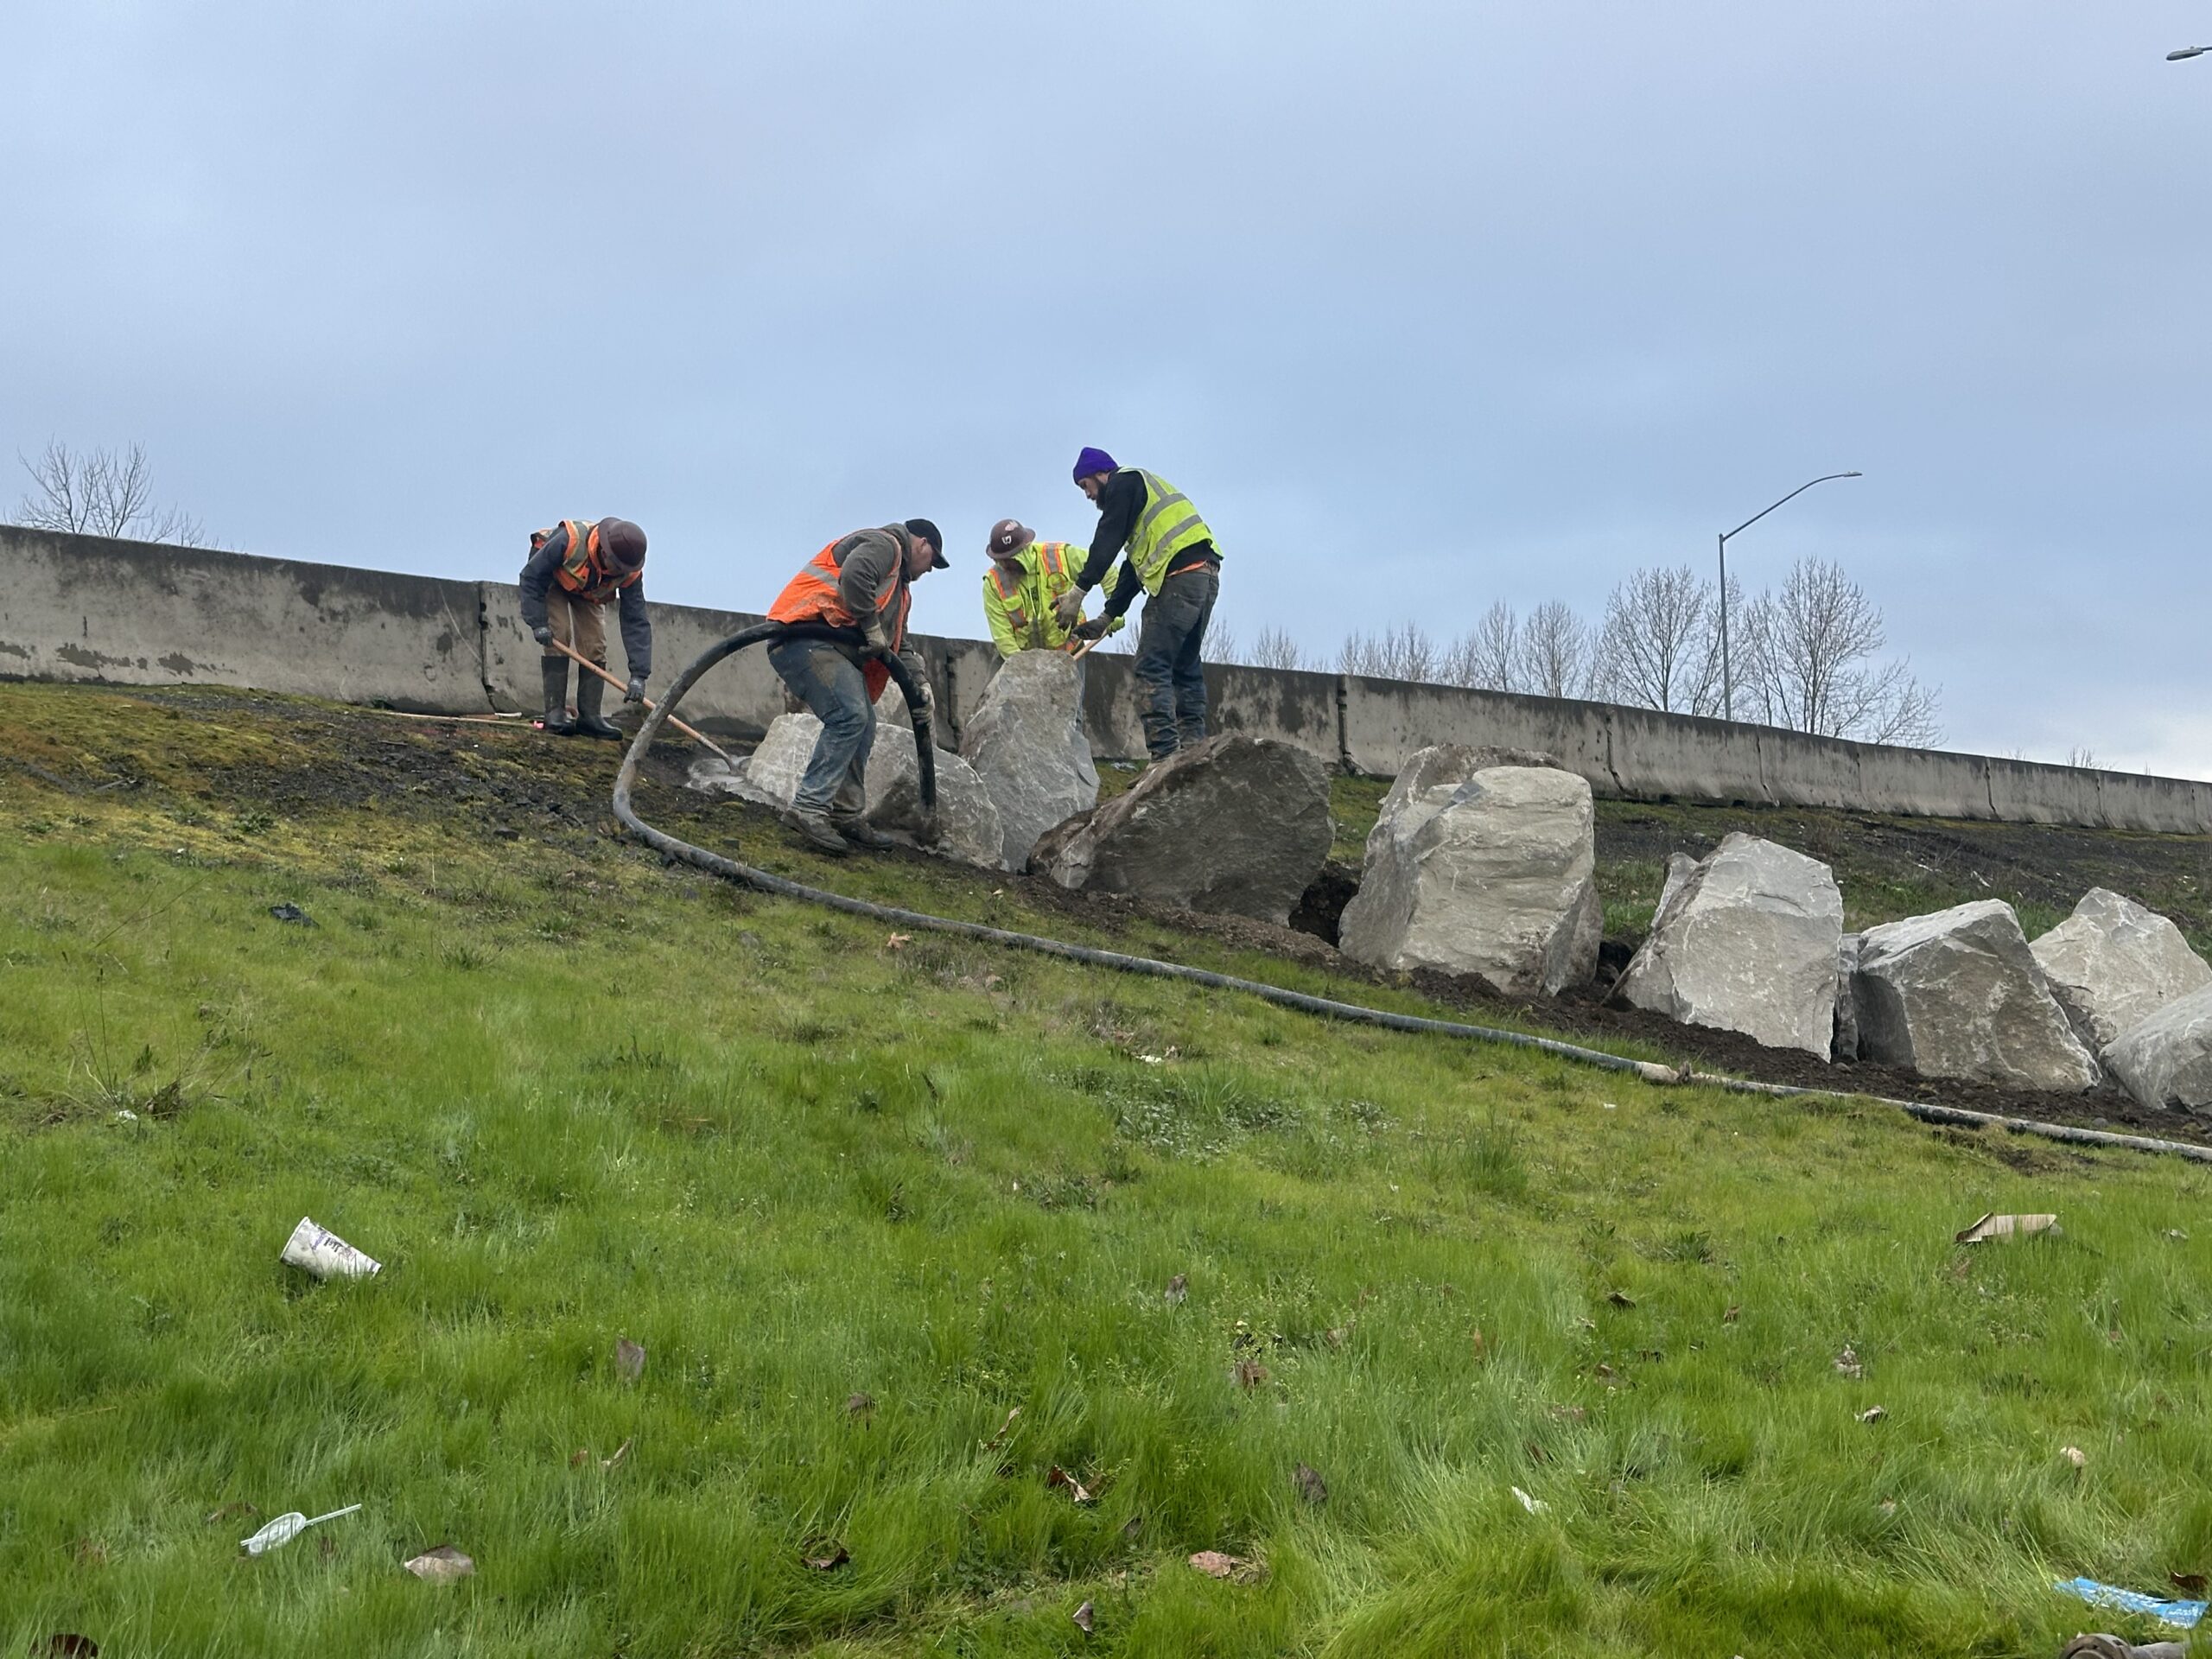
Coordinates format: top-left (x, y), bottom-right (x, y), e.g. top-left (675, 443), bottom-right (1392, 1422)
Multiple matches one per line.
top-left (780, 804), bottom-right (850, 856)
top-left (830, 814), bottom-right (898, 851)
top-left (571, 673), bottom-right (624, 741)
top-left (539, 658), bottom-right (574, 734)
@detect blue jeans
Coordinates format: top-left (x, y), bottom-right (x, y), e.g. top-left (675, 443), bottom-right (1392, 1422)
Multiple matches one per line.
top-left (767, 639), bottom-right (874, 815)
top-left (1133, 563), bottom-right (1218, 759)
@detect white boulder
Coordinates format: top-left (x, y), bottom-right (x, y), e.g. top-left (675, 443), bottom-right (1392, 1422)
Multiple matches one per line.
top-left (960, 652), bottom-right (1099, 870)
top-left (1853, 900), bottom-right (2100, 1090)
top-left (2029, 887), bottom-right (2212, 1052)
top-left (1616, 833), bottom-right (1843, 1058)
top-left (1338, 762), bottom-right (1600, 997)
top-left (863, 740), bottom-right (1007, 870)
top-left (2105, 986), bottom-right (2212, 1114)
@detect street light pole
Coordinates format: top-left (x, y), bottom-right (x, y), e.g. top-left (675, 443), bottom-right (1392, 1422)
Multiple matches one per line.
top-left (1717, 471), bottom-right (1862, 721)
top-left (2169, 45), bottom-right (2211, 59)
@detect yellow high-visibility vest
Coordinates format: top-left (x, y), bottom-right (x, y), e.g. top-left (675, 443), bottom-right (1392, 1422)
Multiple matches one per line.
top-left (983, 541), bottom-right (1087, 655)
top-left (1122, 469), bottom-right (1219, 594)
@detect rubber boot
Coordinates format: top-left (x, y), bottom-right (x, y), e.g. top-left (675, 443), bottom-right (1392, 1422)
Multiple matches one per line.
top-left (571, 672), bottom-right (623, 741)
top-left (539, 658), bottom-right (574, 734)
top-left (830, 814), bottom-right (898, 851)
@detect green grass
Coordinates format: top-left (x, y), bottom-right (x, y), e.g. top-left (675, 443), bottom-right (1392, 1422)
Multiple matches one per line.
top-left (4, 684), bottom-right (2212, 1655)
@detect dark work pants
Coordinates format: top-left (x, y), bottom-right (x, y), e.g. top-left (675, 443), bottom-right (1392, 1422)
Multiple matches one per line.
top-left (767, 638), bottom-right (874, 816)
top-left (1132, 564), bottom-right (1218, 759)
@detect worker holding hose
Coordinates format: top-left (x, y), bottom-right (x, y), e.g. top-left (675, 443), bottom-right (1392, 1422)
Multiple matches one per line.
top-left (764, 519), bottom-right (947, 856)
top-left (519, 517), bottom-right (652, 740)
top-left (1052, 448), bottom-right (1221, 760)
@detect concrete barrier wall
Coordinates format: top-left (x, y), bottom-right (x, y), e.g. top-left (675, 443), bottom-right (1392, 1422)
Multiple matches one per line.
top-left (6, 524), bottom-right (2208, 834)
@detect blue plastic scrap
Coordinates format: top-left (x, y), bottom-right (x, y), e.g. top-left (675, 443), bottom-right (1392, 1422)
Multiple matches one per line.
top-left (2056, 1576), bottom-right (2209, 1628)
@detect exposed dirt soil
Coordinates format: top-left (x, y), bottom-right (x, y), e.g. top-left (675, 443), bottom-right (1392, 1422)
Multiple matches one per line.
top-left (11, 681), bottom-right (2211, 1151)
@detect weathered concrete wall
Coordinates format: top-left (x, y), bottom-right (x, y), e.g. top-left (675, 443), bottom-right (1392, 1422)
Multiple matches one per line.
top-left (0, 525), bottom-right (488, 711)
top-left (6, 524), bottom-right (2209, 835)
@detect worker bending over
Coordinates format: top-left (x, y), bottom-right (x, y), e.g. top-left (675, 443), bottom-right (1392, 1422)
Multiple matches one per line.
top-left (981, 518), bottom-right (1121, 657)
top-left (765, 519), bottom-right (946, 855)
top-left (1052, 447), bottom-right (1221, 760)
top-left (519, 517), bottom-right (652, 740)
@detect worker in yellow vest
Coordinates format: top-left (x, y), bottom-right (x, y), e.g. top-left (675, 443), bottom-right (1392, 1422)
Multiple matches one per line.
top-left (1052, 448), bottom-right (1221, 760)
top-left (519, 517), bottom-right (651, 739)
top-left (980, 518), bottom-right (1122, 657)
top-left (763, 519), bottom-right (946, 855)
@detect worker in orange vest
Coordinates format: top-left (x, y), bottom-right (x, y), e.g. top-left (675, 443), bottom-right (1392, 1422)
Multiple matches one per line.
top-left (519, 517), bottom-right (651, 739)
top-left (764, 519), bottom-right (946, 855)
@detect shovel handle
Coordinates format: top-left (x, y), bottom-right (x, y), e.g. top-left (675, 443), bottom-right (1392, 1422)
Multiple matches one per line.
top-left (547, 638), bottom-right (734, 762)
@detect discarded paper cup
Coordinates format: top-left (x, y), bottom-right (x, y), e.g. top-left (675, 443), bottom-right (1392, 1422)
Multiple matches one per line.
top-left (281, 1217), bottom-right (382, 1281)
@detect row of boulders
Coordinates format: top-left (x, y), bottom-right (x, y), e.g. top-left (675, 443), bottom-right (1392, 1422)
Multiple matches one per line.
top-left (693, 668), bottom-right (2212, 1116)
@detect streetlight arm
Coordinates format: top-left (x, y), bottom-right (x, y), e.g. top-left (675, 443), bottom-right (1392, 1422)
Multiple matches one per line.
top-left (1720, 471), bottom-right (1863, 544)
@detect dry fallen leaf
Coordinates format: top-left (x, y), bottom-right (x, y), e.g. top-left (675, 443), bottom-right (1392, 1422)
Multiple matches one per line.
top-left (1165, 1273), bottom-right (1187, 1305)
top-left (203, 1502), bottom-right (259, 1526)
top-left (2061, 1445), bottom-right (2088, 1470)
top-left (803, 1541), bottom-right (849, 1572)
top-left (1955, 1211), bottom-right (2060, 1245)
top-left (1469, 1326), bottom-right (1486, 1362)
top-left (1120, 1513), bottom-right (1143, 1541)
top-left (1294, 1462), bottom-right (1328, 1506)
top-left (1834, 1345), bottom-right (1864, 1379)
top-left (845, 1391), bottom-right (876, 1419)
top-left (1722, 1305), bottom-right (1741, 1325)
top-left (1548, 1404), bottom-right (1586, 1423)
top-left (73, 1538), bottom-right (107, 1567)
top-left (569, 1447), bottom-right (590, 1467)
top-left (1073, 1599), bottom-right (1095, 1634)
top-left (2172, 1570), bottom-right (2209, 1595)
top-left (1233, 1358), bottom-right (1270, 1390)
top-left (1857, 1406), bottom-right (1886, 1424)
top-left (1523, 1440), bottom-right (1550, 1465)
top-left (1593, 1363), bottom-right (1617, 1380)
top-left (403, 1543), bottom-right (475, 1583)
top-left (601, 1437), bottom-right (632, 1471)
top-left (883, 933), bottom-right (912, 951)
top-left (1606, 1290), bottom-right (1637, 1309)
top-left (981, 1406), bottom-right (1021, 1451)
top-left (615, 1338), bottom-right (645, 1385)
top-left (1046, 1465), bottom-right (1097, 1505)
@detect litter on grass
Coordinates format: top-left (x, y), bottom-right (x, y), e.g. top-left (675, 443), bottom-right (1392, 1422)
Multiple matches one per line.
top-left (240, 1503), bottom-right (361, 1556)
top-left (1513, 1485), bottom-right (1548, 1515)
top-left (2055, 1576), bottom-right (2208, 1627)
top-left (280, 1217), bottom-right (381, 1281)
top-left (1956, 1211), bottom-right (2061, 1244)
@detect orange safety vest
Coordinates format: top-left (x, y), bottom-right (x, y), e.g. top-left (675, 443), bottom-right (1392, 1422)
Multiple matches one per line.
top-left (768, 537), bottom-right (912, 702)
top-left (537, 519), bottom-right (641, 602)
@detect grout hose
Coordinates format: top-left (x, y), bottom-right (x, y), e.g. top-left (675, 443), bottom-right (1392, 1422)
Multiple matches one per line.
top-left (611, 624), bottom-right (2212, 1169)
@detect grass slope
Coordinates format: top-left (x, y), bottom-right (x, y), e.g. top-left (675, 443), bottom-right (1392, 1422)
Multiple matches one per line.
top-left (3, 683), bottom-right (2209, 1656)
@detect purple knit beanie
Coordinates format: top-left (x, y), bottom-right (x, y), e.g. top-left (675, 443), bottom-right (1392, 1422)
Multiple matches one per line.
top-left (1072, 446), bottom-right (1117, 483)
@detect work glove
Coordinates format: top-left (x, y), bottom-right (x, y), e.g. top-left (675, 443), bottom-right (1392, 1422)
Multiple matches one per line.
top-left (1071, 615), bottom-right (1110, 642)
top-left (860, 619), bottom-right (893, 656)
top-left (912, 677), bottom-right (937, 717)
top-left (623, 675), bottom-right (647, 704)
top-left (1052, 587), bottom-right (1086, 630)
top-left (532, 625), bottom-right (554, 646)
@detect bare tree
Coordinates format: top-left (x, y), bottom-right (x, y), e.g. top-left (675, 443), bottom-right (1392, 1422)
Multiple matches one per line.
top-left (1446, 599), bottom-right (1522, 691)
top-left (1736, 556), bottom-right (1941, 745)
top-left (2066, 746), bottom-right (2100, 771)
top-left (1340, 622), bottom-right (1440, 682)
top-left (1249, 626), bottom-right (1306, 671)
top-left (1205, 620), bottom-right (1240, 664)
top-left (1516, 599), bottom-right (1597, 699)
top-left (14, 440), bottom-right (216, 546)
top-left (1598, 565), bottom-right (1725, 715)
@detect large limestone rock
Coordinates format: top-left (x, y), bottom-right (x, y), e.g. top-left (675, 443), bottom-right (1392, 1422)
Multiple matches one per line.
top-left (2105, 986), bottom-right (2212, 1113)
top-left (1338, 762), bottom-right (1601, 997)
top-left (2030, 888), bottom-right (2212, 1052)
top-left (1616, 833), bottom-right (1843, 1058)
top-left (1366, 744), bottom-right (1560, 847)
top-left (686, 712), bottom-right (1005, 869)
top-left (1833, 933), bottom-right (1864, 1062)
top-left (863, 740), bottom-right (1006, 870)
top-left (1033, 734), bottom-right (1332, 924)
top-left (960, 652), bottom-right (1098, 870)
top-left (1853, 900), bottom-right (2101, 1090)
top-left (1655, 853), bottom-right (1700, 923)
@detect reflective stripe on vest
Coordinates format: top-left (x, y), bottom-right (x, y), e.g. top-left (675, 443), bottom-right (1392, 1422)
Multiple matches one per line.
top-left (1123, 471), bottom-right (1217, 594)
top-left (548, 519), bottom-right (641, 598)
top-left (768, 537), bottom-right (911, 701)
top-left (986, 543), bottom-right (1083, 649)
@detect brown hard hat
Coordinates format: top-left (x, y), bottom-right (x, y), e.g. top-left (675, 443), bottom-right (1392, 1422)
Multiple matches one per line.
top-left (600, 518), bottom-right (647, 571)
top-left (987, 518), bottom-right (1036, 559)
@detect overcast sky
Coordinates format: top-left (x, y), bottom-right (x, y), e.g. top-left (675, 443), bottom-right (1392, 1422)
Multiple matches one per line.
top-left (5, 3), bottom-right (2207, 772)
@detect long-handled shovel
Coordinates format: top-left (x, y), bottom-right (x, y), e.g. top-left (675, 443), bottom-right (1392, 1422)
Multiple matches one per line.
top-left (547, 638), bottom-right (734, 763)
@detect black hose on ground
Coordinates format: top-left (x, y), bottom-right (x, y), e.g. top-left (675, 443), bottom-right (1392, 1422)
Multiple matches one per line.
top-left (612, 624), bottom-right (2212, 1170)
